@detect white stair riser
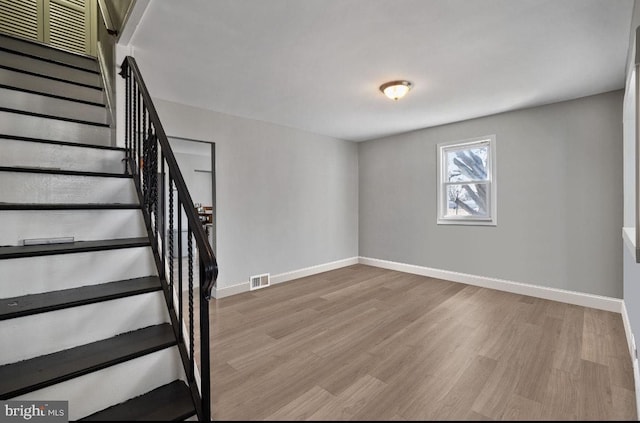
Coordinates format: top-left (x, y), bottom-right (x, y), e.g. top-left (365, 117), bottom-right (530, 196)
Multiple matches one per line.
top-left (0, 111), bottom-right (111, 146)
top-left (0, 50), bottom-right (101, 87)
top-left (0, 67), bottom-right (104, 104)
top-left (0, 173), bottom-right (137, 204)
top-left (0, 210), bottom-right (146, 246)
top-left (0, 247), bottom-right (157, 297)
top-left (0, 292), bottom-right (169, 365)
top-left (0, 34), bottom-right (99, 72)
top-left (0, 139), bottom-right (125, 173)
top-left (11, 347), bottom-right (185, 421)
top-left (0, 87), bottom-right (108, 125)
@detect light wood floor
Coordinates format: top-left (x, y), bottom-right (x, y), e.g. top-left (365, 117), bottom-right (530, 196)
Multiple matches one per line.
top-left (207, 264), bottom-right (636, 420)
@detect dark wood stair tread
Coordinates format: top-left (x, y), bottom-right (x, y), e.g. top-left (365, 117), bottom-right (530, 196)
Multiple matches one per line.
top-left (0, 324), bottom-right (177, 399)
top-left (0, 203), bottom-right (140, 210)
top-left (80, 380), bottom-right (196, 421)
top-left (0, 64), bottom-right (103, 90)
top-left (0, 83), bottom-right (105, 107)
top-left (0, 238), bottom-right (150, 259)
top-left (0, 46), bottom-right (99, 73)
top-left (0, 32), bottom-right (99, 73)
top-left (0, 276), bottom-right (161, 320)
top-left (0, 107), bottom-right (109, 127)
top-left (0, 166), bottom-right (129, 178)
top-left (0, 134), bottom-right (125, 151)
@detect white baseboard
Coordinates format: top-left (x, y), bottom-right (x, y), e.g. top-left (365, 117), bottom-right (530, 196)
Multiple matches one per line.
top-left (634, 359), bottom-right (640, 421)
top-left (212, 281), bottom-right (249, 299)
top-left (358, 256), bottom-right (623, 313)
top-left (270, 257), bottom-right (359, 285)
top-left (621, 301), bottom-right (640, 417)
top-left (622, 301), bottom-right (635, 357)
top-left (213, 257), bottom-right (359, 299)
top-left (214, 255), bottom-right (623, 313)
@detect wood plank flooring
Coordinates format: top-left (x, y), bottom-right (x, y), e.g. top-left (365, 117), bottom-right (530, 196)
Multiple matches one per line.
top-left (206, 264), bottom-right (636, 420)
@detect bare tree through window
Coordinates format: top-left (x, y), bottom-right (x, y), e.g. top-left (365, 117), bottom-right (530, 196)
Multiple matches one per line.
top-left (438, 136), bottom-right (496, 225)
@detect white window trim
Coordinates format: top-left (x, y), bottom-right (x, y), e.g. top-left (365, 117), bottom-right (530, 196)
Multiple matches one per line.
top-left (437, 135), bottom-right (497, 226)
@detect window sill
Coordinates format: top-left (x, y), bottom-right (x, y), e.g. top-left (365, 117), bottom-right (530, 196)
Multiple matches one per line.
top-left (437, 219), bottom-right (497, 226)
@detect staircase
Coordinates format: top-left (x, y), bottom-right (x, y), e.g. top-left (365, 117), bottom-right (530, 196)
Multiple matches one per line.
top-left (0, 33), bottom-right (203, 420)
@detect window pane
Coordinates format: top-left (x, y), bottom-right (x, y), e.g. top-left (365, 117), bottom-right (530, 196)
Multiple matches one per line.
top-left (444, 183), bottom-right (490, 218)
top-left (445, 145), bottom-right (489, 183)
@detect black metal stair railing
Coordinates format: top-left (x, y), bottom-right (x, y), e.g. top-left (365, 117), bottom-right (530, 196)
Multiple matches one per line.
top-left (119, 56), bottom-right (218, 422)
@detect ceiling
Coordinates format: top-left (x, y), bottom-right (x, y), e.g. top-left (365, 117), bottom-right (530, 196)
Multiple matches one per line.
top-left (130, 0), bottom-right (633, 142)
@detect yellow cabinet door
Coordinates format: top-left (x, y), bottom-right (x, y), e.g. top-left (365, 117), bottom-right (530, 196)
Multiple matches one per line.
top-left (0, 0), bottom-right (96, 56)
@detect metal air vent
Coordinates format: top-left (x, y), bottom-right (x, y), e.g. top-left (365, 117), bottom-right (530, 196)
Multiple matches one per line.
top-left (249, 273), bottom-right (270, 291)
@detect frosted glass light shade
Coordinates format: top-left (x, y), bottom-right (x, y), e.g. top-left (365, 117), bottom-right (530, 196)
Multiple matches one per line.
top-left (380, 80), bottom-right (413, 100)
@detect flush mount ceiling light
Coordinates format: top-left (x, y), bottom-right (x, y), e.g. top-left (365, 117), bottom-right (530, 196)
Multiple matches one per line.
top-left (379, 80), bottom-right (413, 101)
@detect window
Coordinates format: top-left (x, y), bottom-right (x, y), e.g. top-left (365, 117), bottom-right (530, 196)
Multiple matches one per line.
top-left (437, 135), bottom-right (496, 225)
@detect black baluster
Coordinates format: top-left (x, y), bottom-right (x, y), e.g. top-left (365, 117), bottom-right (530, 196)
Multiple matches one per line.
top-left (199, 260), bottom-right (211, 422)
top-left (124, 69), bottom-right (129, 174)
top-left (178, 199), bottom-right (183, 341)
top-left (169, 177), bottom-right (174, 295)
top-left (161, 153), bottom-right (166, 280)
top-left (152, 131), bottom-right (159, 242)
top-left (142, 107), bottom-right (148, 212)
top-left (188, 227), bottom-right (194, 382)
top-left (132, 81), bottom-right (137, 176)
top-left (137, 87), bottom-right (142, 177)
top-left (129, 68), bottom-right (133, 171)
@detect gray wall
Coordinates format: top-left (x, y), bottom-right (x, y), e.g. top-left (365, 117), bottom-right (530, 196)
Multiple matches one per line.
top-left (624, 0), bottom-right (640, 350)
top-left (359, 91), bottom-right (623, 298)
top-left (624, 1), bottom-right (640, 228)
top-left (151, 98), bottom-right (359, 289)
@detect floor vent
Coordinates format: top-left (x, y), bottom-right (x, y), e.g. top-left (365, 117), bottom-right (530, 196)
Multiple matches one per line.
top-left (250, 273), bottom-right (270, 291)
